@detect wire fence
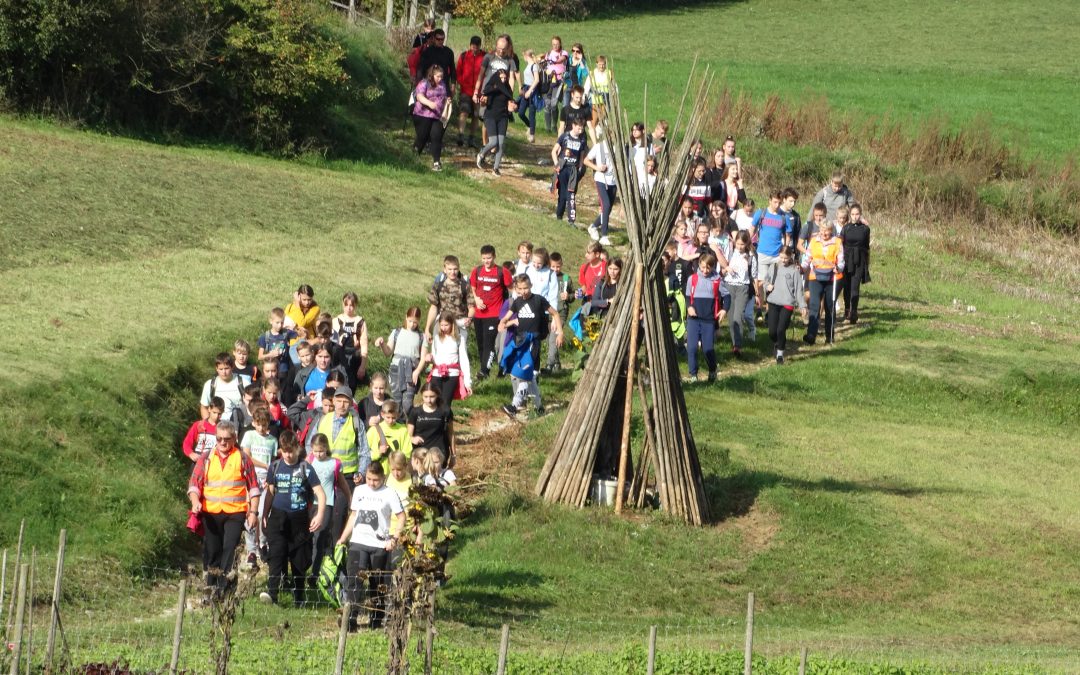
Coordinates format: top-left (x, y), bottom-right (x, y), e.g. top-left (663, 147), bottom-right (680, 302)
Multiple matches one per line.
top-left (1, 548), bottom-right (1075, 674)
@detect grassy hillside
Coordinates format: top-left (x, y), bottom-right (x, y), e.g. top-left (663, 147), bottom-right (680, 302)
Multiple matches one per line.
top-left (2, 2), bottom-right (1079, 670)
top-left (499, 0), bottom-right (1080, 159)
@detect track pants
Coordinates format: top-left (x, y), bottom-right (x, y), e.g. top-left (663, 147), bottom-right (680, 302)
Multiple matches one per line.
top-left (265, 508), bottom-right (313, 603)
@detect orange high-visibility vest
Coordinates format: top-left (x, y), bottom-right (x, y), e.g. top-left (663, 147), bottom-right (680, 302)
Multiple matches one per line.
top-left (203, 450), bottom-right (248, 514)
top-left (809, 237), bottom-right (844, 281)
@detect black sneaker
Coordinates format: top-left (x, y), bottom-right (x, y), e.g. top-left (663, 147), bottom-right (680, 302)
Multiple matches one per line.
top-left (501, 404), bottom-right (518, 419)
top-left (476, 371), bottom-right (489, 381)
top-left (534, 405), bottom-right (546, 417)
top-left (456, 135), bottom-right (464, 147)
top-left (776, 354), bottom-right (785, 365)
top-left (468, 137), bottom-right (479, 149)
top-left (802, 335), bottom-right (814, 345)
top-left (493, 168), bottom-right (501, 176)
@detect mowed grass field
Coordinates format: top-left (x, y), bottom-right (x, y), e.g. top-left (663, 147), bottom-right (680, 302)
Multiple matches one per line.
top-left (498, 0), bottom-right (1080, 160)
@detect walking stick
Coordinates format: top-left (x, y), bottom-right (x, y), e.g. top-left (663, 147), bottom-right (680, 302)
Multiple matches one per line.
top-left (830, 274), bottom-right (838, 344)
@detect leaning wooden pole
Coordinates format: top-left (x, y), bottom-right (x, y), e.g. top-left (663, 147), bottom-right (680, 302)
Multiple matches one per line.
top-left (615, 262), bottom-right (645, 513)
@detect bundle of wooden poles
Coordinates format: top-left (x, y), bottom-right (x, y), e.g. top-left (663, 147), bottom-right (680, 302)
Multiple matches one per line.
top-left (534, 66), bottom-right (712, 525)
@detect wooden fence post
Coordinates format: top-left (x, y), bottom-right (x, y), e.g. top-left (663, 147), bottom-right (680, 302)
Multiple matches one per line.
top-left (0, 549), bottom-right (7, 636)
top-left (24, 549), bottom-right (35, 675)
top-left (384, 0), bottom-right (393, 29)
top-left (646, 625), bottom-right (657, 675)
top-left (743, 592), bottom-right (755, 675)
top-left (5, 519), bottom-right (24, 638)
top-left (407, 0), bottom-right (418, 28)
top-left (334, 603), bottom-right (351, 675)
top-left (348, 0), bottom-right (356, 24)
top-left (798, 647), bottom-right (808, 675)
top-left (423, 594), bottom-right (435, 675)
top-left (9, 564), bottom-right (28, 675)
top-left (495, 624), bottom-right (510, 675)
top-left (44, 530), bottom-right (66, 675)
top-left (169, 581), bottom-right (187, 675)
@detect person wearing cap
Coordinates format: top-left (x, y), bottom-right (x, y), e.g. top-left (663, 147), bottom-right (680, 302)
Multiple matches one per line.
top-left (187, 420), bottom-right (261, 601)
top-left (312, 385), bottom-right (370, 539)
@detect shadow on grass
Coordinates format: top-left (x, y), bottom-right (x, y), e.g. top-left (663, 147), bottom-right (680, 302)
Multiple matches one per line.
top-left (441, 568), bottom-right (553, 626)
top-left (704, 469), bottom-right (965, 523)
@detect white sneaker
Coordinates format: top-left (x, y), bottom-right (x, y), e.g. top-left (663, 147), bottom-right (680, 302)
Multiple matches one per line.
top-left (259, 592), bottom-right (274, 604)
top-left (587, 225), bottom-right (600, 241)
top-left (475, 152), bottom-right (484, 169)
top-left (599, 236), bottom-right (612, 246)
top-left (527, 133), bottom-right (535, 143)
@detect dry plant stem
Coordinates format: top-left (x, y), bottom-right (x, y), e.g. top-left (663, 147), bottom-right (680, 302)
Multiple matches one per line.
top-left (45, 530), bottom-right (66, 675)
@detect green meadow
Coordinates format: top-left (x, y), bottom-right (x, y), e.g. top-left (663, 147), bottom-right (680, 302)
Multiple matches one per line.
top-left (1, 1), bottom-right (1079, 672)
top-left (500, 0), bottom-right (1080, 159)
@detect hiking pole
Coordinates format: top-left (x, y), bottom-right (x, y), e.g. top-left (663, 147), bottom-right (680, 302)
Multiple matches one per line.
top-left (830, 275), bottom-right (838, 344)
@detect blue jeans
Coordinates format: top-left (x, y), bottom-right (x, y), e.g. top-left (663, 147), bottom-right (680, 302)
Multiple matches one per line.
top-left (591, 182), bottom-right (617, 235)
top-left (806, 277), bottom-right (837, 343)
top-left (517, 94), bottom-right (539, 135)
top-left (686, 316), bottom-right (717, 376)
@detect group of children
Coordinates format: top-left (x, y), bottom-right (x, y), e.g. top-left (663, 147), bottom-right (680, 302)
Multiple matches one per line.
top-left (182, 237), bottom-right (632, 620)
top-left (667, 164), bottom-right (871, 379)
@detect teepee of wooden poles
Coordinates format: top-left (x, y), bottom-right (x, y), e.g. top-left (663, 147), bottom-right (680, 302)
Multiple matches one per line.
top-left (535, 65), bottom-right (712, 525)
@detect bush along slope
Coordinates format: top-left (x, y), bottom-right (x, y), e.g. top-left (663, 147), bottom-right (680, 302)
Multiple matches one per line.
top-left (0, 0), bottom-right (407, 153)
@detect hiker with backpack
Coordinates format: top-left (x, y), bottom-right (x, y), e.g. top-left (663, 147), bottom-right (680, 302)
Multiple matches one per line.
top-left (455, 36), bottom-right (485, 149)
top-left (542, 36), bottom-right (569, 133)
top-left (468, 246), bottom-right (512, 380)
top-left (258, 430), bottom-right (326, 606)
top-left (425, 255), bottom-right (476, 344)
top-left (765, 246), bottom-right (808, 365)
top-left (685, 253), bottom-right (724, 382)
top-left (418, 313), bottom-right (472, 411)
top-left (375, 307), bottom-right (426, 415)
top-left (331, 292), bottom-right (368, 390)
top-left (199, 352), bottom-right (246, 428)
top-left (308, 432), bottom-right (352, 583)
top-left (516, 49), bottom-right (543, 143)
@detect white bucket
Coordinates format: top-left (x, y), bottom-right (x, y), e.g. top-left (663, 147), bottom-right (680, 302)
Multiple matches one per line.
top-left (590, 477), bottom-right (620, 506)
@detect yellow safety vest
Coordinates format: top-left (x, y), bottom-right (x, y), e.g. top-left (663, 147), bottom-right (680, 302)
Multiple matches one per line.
top-left (318, 413), bottom-right (359, 476)
top-left (204, 450), bottom-right (247, 514)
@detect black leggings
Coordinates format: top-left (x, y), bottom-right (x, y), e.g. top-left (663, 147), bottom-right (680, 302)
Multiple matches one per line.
top-left (842, 271), bottom-right (864, 322)
top-left (203, 512), bottom-right (246, 592)
top-left (766, 303), bottom-right (794, 352)
top-left (413, 114), bottom-right (445, 163)
top-left (265, 508), bottom-right (313, 602)
top-left (345, 543), bottom-right (391, 624)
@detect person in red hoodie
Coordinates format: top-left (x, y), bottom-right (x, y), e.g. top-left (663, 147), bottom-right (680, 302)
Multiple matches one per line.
top-left (455, 35), bottom-right (485, 149)
top-left (469, 244), bottom-right (512, 380)
top-left (183, 397), bottom-right (223, 460)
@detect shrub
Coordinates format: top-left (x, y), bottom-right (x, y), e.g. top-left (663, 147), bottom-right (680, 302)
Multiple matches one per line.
top-left (0, 0), bottom-right (402, 153)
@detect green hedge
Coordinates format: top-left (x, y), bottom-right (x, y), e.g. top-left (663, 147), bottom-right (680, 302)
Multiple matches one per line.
top-left (0, 0), bottom-right (405, 153)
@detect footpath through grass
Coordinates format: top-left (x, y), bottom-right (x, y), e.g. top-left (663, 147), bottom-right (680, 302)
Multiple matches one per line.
top-left (1, 98), bottom-right (1079, 670)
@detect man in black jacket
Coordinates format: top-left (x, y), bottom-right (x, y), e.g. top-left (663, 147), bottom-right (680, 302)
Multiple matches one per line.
top-left (417, 29), bottom-right (456, 94)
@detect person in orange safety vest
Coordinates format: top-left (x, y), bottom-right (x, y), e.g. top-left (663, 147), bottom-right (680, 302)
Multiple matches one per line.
top-left (188, 420), bottom-right (262, 601)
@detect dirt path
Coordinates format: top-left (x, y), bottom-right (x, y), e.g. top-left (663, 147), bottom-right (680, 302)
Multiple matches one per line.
top-left (443, 132), bottom-right (862, 541)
